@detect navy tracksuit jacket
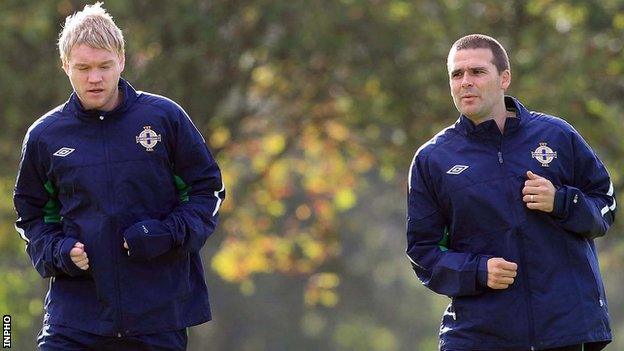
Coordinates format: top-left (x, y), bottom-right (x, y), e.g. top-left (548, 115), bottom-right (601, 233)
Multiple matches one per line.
top-left (14, 79), bottom-right (225, 338)
top-left (406, 97), bottom-right (616, 350)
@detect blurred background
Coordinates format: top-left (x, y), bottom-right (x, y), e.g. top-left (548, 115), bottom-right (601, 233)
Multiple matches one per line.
top-left (1, 0), bottom-right (623, 350)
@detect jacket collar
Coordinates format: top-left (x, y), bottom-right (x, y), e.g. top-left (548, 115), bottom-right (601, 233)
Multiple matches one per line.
top-left (64, 78), bottom-right (138, 120)
top-left (455, 96), bottom-right (529, 138)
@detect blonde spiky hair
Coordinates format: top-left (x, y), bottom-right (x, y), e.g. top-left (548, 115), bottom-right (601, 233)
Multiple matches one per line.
top-left (58, 2), bottom-right (125, 64)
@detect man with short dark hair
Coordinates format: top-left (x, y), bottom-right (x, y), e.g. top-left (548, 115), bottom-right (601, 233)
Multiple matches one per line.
top-left (14, 3), bottom-right (225, 350)
top-left (406, 34), bottom-right (615, 351)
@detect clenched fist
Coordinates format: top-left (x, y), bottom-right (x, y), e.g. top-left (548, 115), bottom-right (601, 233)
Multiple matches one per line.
top-left (70, 242), bottom-right (89, 270)
top-left (487, 257), bottom-right (517, 289)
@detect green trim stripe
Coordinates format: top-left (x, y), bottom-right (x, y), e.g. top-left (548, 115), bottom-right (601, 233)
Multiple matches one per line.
top-left (438, 227), bottom-right (449, 252)
top-left (43, 181), bottom-right (61, 223)
top-left (174, 175), bottom-right (190, 203)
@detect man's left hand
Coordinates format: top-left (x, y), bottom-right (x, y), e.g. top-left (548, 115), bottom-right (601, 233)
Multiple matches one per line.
top-left (522, 171), bottom-right (555, 213)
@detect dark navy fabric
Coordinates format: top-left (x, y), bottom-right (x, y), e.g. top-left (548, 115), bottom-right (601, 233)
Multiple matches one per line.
top-left (445, 343), bottom-right (607, 351)
top-left (406, 97), bottom-right (615, 351)
top-left (37, 323), bottom-right (187, 351)
top-left (15, 78), bottom-right (225, 337)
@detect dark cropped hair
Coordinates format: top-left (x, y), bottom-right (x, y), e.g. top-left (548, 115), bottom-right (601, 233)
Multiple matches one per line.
top-left (451, 34), bottom-right (510, 73)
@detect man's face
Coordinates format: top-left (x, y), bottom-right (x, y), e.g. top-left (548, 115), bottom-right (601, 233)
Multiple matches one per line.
top-left (448, 48), bottom-right (510, 123)
top-left (63, 44), bottom-right (125, 111)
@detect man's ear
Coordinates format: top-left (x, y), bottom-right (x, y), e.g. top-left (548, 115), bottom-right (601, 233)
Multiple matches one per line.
top-left (119, 55), bottom-right (125, 72)
top-left (62, 61), bottom-right (70, 76)
top-left (501, 69), bottom-right (511, 91)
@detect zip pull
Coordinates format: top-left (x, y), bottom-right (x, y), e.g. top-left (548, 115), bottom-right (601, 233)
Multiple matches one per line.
top-left (497, 151), bottom-right (504, 164)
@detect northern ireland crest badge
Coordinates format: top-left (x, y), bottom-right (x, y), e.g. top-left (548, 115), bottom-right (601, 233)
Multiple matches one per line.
top-left (136, 126), bottom-right (162, 152)
top-left (531, 142), bottom-right (557, 167)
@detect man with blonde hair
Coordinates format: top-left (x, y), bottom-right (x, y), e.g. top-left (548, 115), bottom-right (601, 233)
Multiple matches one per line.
top-left (14, 3), bottom-right (225, 350)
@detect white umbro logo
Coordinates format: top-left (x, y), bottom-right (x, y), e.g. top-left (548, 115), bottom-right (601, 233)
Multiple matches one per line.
top-left (53, 147), bottom-right (75, 157)
top-left (446, 165), bottom-right (469, 175)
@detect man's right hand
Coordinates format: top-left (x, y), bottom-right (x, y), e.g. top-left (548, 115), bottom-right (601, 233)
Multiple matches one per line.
top-left (487, 257), bottom-right (517, 289)
top-left (70, 242), bottom-right (89, 270)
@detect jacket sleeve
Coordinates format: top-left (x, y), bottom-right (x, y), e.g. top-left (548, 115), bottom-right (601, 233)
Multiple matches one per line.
top-left (550, 130), bottom-right (616, 239)
top-left (123, 106), bottom-right (225, 261)
top-left (13, 130), bottom-right (86, 278)
top-left (406, 152), bottom-right (490, 298)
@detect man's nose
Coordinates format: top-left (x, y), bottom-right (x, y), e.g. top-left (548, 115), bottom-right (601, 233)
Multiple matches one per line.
top-left (461, 74), bottom-right (473, 87)
top-left (87, 70), bottom-right (102, 83)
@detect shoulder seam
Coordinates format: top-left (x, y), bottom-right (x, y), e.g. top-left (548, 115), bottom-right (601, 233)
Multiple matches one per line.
top-left (27, 106), bottom-right (68, 145)
top-left (527, 113), bottom-right (572, 134)
top-left (134, 92), bottom-right (183, 117)
top-left (408, 126), bottom-right (459, 191)
top-left (415, 126), bottom-right (460, 161)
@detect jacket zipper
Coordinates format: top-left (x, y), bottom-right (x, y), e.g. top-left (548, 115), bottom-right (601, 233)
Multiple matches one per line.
top-left (100, 115), bottom-right (124, 338)
top-left (498, 137), bottom-right (536, 350)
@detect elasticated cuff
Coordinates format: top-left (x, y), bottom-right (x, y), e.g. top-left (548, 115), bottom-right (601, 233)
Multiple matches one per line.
top-left (123, 219), bottom-right (174, 261)
top-left (551, 186), bottom-right (568, 219)
top-left (58, 237), bottom-right (86, 277)
top-left (477, 256), bottom-right (491, 288)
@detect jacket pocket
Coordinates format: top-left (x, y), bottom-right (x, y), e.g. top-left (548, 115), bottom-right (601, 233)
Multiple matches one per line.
top-left (452, 290), bottom-right (525, 344)
top-left (120, 250), bottom-right (191, 315)
top-left (584, 241), bottom-right (605, 306)
top-left (50, 274), bottom-right (105, 322)
top-left (62, 222), bottom-right (108, 304)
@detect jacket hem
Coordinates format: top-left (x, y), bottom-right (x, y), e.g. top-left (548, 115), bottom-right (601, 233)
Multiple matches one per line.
top-left (47, 311), bottom-right (211, 337)
top-left (441, 333), bottom-right (611, 351)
